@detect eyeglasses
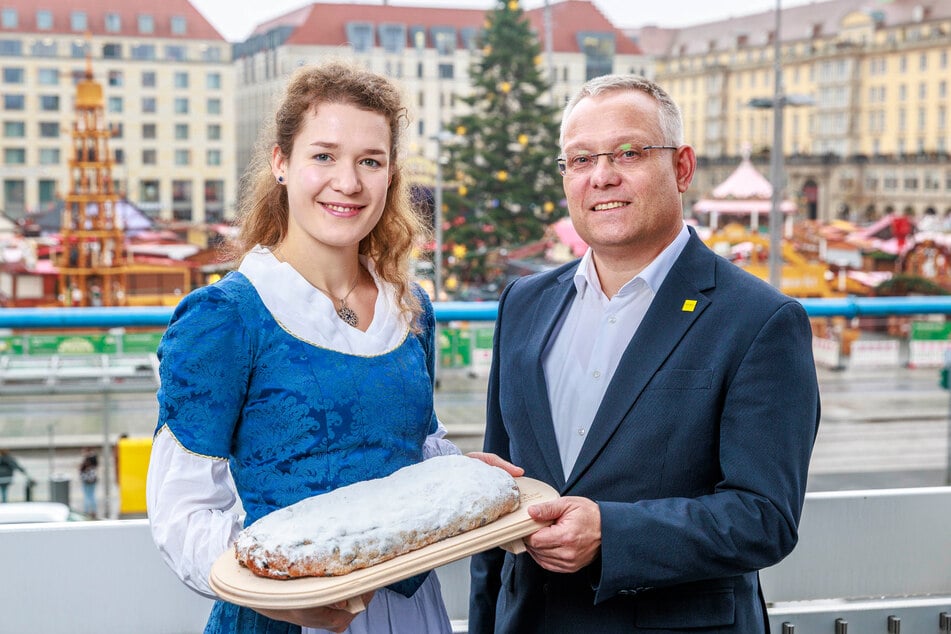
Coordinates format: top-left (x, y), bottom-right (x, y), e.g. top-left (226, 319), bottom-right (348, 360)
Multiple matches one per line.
top-left (556, 144), bottom-right (679, 176)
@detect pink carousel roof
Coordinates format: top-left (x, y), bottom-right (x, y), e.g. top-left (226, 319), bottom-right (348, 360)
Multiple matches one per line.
top-left (693, 154), bottom-right (796, 215)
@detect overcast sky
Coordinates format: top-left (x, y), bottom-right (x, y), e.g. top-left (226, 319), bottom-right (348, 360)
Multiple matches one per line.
top-left (190, 0), bottom-right (816, 43)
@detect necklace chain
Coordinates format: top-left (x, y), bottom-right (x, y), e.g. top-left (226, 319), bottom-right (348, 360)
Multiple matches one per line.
top-left (271, 246), bottom-right (361, 327)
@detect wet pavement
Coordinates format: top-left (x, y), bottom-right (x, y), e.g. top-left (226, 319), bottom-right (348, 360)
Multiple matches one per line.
top-left (1, 364), bottom-right (948, 517)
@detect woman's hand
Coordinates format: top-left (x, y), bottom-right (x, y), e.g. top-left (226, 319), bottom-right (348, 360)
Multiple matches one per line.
top-left (255, 590), bottom-right (375, 632)
top-left (467, 451), bottom-right (524, 477)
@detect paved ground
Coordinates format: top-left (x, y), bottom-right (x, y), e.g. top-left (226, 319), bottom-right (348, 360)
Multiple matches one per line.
top-left (1, 363), bottom-right (949, 517)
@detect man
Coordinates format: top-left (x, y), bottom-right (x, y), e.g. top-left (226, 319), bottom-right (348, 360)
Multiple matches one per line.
top-left (469, 75), bottom-right (820, 633)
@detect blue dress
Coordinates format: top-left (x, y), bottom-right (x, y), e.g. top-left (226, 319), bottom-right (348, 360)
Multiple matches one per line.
top-left (155, 271), bottom-right (440, 633)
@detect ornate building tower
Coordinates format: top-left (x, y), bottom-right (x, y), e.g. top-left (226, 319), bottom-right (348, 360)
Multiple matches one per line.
top-left (57, 49), bottom-right (127, 307)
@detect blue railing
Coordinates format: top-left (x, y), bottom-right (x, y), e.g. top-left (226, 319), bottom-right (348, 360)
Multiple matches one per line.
top-left (0, 301), bottom-right (502, 329)
top-left (3, 296), bottom-right (951, 329)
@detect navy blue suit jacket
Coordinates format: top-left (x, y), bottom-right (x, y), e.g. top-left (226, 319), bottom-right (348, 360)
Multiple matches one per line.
top-left (470, 229), bottom-right (820, 633)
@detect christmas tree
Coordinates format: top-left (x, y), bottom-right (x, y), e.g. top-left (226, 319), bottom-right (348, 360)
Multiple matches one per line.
top-left (440, 0), bottom-right (564, 294)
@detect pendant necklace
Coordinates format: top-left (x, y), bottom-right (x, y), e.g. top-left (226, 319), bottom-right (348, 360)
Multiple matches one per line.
top-left (272, 246), bottom-right (361, 327)
top-left (322, 273), bottom-right (360, 328)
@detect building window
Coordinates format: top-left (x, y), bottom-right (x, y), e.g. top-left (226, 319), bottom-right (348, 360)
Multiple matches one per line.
top-left (2, 67), bottom-right (24, 84)
top-left (174, 149), bottom-right (191, 166)
top-left (138, 15), bottom-right (154, 34)
top-left (141, 71), bottom-right (156, 88)
top-left (174, 98), bottom-right (189, 114)
top-left (35, 10), bottom-right (53, 30)
top-left (1, 8), bottom-right (17, 28)
top-left (142, 123), bottom-right (156, 139)
top-left (3, 148), bottom-right (26, 164)
top-left (140, 180), bottom-right (160, 203)
top-left (39, 179), bottom-right (57, 205)
top-left (70, 41), bottom-right (86, 58)
top-left (131, 44), bottom-right (156, 60)
top-left (38, 122), bottom-right (59, 138)
top-left (346, 22), bottom-right (374, 52)
top-left (206, 149), bottom-right (222, 166)
top-left (31, 40), bottom-right (57, 57)
top-left (142, 149), bottom-right (157, 165)
top-left (105, 13), bottom-right (121, 32)
top-left (165, 45), bottom-right (187, 61)
top-left (39, 95), bottom-right (60, 111)
top-left (141, 97), bottom-right (156, 113)
top-left (174, 71), bottom-right (189, 89)
top-left (71, 11), bottom-right (87, 32)
top-left (201, 46), bottom-right (223, 62)
top-left (102, 43), bottom-right (122, 59)
top-left (206, 72), bottom-right (221, 90)
top-left (578, 32), bottom-right (615, 81)
top-left (3, 180), bottom-right (25, 215)
top-left (37, 68), bottom-right (59, 85)
top-left (438, 63), bottom-right (454, 79)
top-left (38, 148), bottom-right (60, 165)
top-left (0, 40), bottom-right (23, 56)
top-left (379, 24), bottom-right (406, 54)
top-left (170, 15), bottom-right (187, 35)
top-left (460, 27), bottom-right (478, 51)
top-left (3, 121), bottom-right (25, 137)
top-left (206, 98), bottom-right (222, 115)
top-left (107, 96), bottom-right (123, 113)
top-left (108, 70), bottom-right (123, 87)
top-left (3, 94), bottom-right (25, 110)
top-left (172, 180), bottom-right (192, 219)
top-left (207, 124), bottom-right (221, 141)
top-left (410, 26), bottom-right (427, 51)
top-left (175, 123), bottom-right (189, 140)
top-left (431, 27), bottom-right (456, 55)
top-left (114, 148), bottom-right (124, 165)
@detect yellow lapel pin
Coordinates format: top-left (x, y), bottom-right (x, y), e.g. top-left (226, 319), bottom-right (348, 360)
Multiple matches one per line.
top-left (681, 299), bottom-right (698, 312)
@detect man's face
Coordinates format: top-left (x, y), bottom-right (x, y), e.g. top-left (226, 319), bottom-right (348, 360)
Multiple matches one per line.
top-left (560, 90), bottom-right (693, 261)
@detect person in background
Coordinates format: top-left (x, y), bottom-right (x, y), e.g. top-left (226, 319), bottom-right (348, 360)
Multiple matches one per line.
top-left (79, 448), bottom-right (99, 517)
top-left (147, 60), bottom-right (516, 634)
top-left (0, 448), bottom-right (29, 503)
top-left (469, 74), bottom-right (821, 633)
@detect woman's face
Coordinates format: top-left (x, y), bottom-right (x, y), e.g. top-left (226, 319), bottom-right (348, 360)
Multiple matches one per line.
top-left (273, 102), bottom-right (393, 253)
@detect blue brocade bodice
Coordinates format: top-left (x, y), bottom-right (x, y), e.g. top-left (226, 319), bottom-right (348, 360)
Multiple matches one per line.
top-left (155, 272), bottom-right (437, 526)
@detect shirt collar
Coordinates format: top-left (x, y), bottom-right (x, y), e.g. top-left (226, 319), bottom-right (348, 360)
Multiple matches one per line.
top-left (572, 223), bottom-right (690, 299)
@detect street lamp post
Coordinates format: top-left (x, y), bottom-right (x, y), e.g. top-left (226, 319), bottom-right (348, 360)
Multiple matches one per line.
top-left (431, 129), bottom-right (454, 301)
top-left (768, 0), bottom-right (784, 290)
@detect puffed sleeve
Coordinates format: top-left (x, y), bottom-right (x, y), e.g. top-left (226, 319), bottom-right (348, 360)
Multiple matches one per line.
top-left (148, 280), bottom-right (254, 597)
top-left (154, 282), bottom-right (253, 457)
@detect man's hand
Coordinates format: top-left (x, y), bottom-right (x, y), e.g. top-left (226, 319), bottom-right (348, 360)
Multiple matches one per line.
top-left (467, 451), bottom-right (525, 478)
top-left (524, 496), bottom-right (601, 573)
top-left (255, 590), bottom-right (375, 632)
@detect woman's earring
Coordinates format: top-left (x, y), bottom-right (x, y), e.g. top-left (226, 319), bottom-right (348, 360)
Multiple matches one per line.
top-left (277, 176), bottom-right (285, 184)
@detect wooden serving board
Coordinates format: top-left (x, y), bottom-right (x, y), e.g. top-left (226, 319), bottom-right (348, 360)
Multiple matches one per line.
top-left (208, 476), bottom-right (558, 610)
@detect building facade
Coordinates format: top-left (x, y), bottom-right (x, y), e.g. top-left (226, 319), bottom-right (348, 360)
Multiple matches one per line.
top-left (231, 1), bottom-right (649, 185)
top-left (0, 0), bottom-right (235, 224)
top-left (631, 0), bottom-right (951, 223)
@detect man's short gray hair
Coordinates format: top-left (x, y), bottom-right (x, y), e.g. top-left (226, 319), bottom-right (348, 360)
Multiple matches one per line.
top-left (560, 74), bottom-right (684, 149)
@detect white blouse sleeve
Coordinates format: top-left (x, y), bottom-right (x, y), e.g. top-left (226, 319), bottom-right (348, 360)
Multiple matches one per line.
top-left (422, 417), bottom-right (462, 459)
top-left (146, 427), bottom-right (245, 599)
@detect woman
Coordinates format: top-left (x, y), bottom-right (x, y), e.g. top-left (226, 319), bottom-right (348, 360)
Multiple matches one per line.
top-left (147, 61), bottom-right (466, 634)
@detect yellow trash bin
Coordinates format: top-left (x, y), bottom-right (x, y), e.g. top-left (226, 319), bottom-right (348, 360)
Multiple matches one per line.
top-left (117, 436), bottom-right (152, 516)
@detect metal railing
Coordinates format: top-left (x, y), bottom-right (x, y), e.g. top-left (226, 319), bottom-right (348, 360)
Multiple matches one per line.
top-left (2, 299), bottom-right (951, 633)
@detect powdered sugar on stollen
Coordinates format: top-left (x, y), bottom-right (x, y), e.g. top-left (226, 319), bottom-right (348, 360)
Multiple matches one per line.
top-left (234, 454), bottom-right (520, 578)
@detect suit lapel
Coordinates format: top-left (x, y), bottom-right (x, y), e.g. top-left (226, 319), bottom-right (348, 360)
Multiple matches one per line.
top-left (564, 232), bottom-right (717, 490)
top-left (521, 269), bottom-right (576, 488)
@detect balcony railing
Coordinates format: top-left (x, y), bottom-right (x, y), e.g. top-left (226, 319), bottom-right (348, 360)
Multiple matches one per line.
top-left (1, 300), bottom-right (950, 633)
